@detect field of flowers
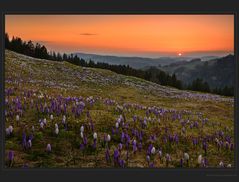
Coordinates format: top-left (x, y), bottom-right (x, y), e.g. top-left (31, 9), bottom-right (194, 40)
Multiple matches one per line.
top-left (4, 50), bottom-right (234, 168)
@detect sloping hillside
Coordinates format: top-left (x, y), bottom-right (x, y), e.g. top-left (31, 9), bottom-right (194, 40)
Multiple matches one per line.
top-left (158, 55), bottom-right (235, 88)
top-left (5, 50), bottom-right (234, 168)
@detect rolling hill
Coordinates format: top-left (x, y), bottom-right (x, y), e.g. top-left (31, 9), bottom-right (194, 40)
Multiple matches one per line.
top-left (5, 50), bottom-right (234, 168)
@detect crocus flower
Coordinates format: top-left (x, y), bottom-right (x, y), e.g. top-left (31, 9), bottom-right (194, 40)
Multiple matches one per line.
top-left (184, 153), bottom-right (189, 161)
top-left (119, 159), bottom-right (125, 168)
top-left (43, 118), bottom-right (47, 125)
top-left (32, 126), bottom-right (35, 132)
top-left (198, 155), bottom-right (202, 165)
top-left (62, 115), bottom-right (66, 124)
top-left (118, 143), bottom-right (123, 151)
top-left (166, 153), bottom-right (171, 166)
top-left (184, 153), bottom-right (189, 166)
top-left (121, 132), bottom-right (125, 143)
top-left (180, 158), bottom-right (183, 167)
top-left (202, 141), bottom-right (208, 154)
top-left (80, 125), bottom-right (84, 133)
top-left (6, 128), bottom-right (10, 136)
top-left (9, 125), bottom-right (13, 133)
top-left (149, 162), bottom-right (154, 168)
top-left (92, 139), bottom-right (97, 149)
top-left (106, 134), bottom-right (111, 142)
top-left (105, 148), bottom-right (110, 162)
top-left (225, 141), bottom-right (229, 150)
top-left (83, 136), bottom-right (88, 145)
top-left (16, 115), bottom-right (19, 121)
top-left (55, 128), bottom-right (59, 135)
top-left (138, 142), bottom-right (142, 152)
top-left (27, 140), bottom-right (32, 148)
top-left (227, 164), bottom-right (232, 168)
top-left (93, 132), bottom-right (97, 140)
top-left (151, 147), bottom-right (156, 155)
top-left (40, 122), bottom-right (44, 129)
top-left (146, 155), bottom-right (150, 164)
top-left (158, 150), bottom-right (162, 159)
top-left (80, 131), bottom-right (84, 139)
top-left (113, 149), bottom-right (120, 164)
top-left (22, 132), bottom-right (27, 149)
top-left (50, 114), bottom-right (54, 120)
top-left (219, 161), bottom-right (224, 167)
top-left (158, 118), bottom-right (161, 123)
top-left (8, 150), bottom-right (14, 161)
top-left (46, 144), bottom-right (51, 152)
top-left (115, 122), bottom-right (119, 129)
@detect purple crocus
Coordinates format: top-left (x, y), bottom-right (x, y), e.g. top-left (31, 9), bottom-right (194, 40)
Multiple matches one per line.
top-left (138, 142), bottom-right (142, 152)
top-left (149, 162), bottom-right (154, 168)
top-left (202, 141), bottom-right (208, 154)
top-left (113, 149), bottom-right (120, 164)
top-left (119, 159), bottom-right (125, 168)
top-left (8, 150), bottom-right (14, 161)
top-left (92, 139), bottom-right (97, 149)
top-left (118, 143), bottom-right (123, 151)
top-left (121, 132), bottom-right (125, 143)
top-left (83, 136), bottom-right (88, 145)
top-left (180, 158), bottom-right (183, 167)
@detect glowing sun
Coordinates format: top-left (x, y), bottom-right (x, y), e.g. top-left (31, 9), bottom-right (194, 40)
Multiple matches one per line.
top-left (178, 53), bottom-right (182, 56)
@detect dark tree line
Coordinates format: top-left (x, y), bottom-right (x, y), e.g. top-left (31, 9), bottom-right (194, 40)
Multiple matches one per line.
top-left (5, 33), bottom-right (233, 96)
top-left (186, 78), bottom-right (233, 96)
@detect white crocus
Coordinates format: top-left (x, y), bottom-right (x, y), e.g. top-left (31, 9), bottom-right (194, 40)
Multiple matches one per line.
top-left (9, 125), bottom-right (13, 133)
top-left (55, 123), bottom-right (58, 129)
top-left (80, 131), bottom-right (84, 138)
top-left (6, 128), bottom-right (10, 135)
top-left (80, 125), bottom-right (84, 133)
top-left (93, 132), bottom-right (97, 139)
top-left (62, 115), bottom-right (66, 124)
top-left (107, 134), bottom-right (111, 142)
top-left (115, 122), bottom-right (119, 128)
top-left (16, 115), bottom-right (19, 121)
top-left (219, 161), bottom-right (224, 167)
top-left (43, 118), bottom-right (47, 125)
top-left (40, 122), bottom-right (44, 129)
top-left (151, 147), bottom-right (156, 154)
top-left (184, 153), bottom-right (190, 161)
top-left (55, 128), bottom-right (59, 135)
top-left (198, 155), bottom-right (202, 164)
top-left (28, 140), bottom-right (32, 148)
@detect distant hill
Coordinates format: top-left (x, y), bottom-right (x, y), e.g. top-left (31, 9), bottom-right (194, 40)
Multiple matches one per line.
top-left (74, 52), bottom-right (192, 69)
top-left (157, 55), bottom-right (235, 89)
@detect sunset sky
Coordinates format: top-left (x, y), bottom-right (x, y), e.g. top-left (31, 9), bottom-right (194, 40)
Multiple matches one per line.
top-left (5, 15), bottom-right (234, 58)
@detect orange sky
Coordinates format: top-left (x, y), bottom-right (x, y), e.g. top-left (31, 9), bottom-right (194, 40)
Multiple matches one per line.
top-left (5, 15), bottom-right (234, 57)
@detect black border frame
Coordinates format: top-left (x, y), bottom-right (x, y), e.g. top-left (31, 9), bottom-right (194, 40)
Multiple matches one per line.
top-left (0, 0), bottom-right (238, 182)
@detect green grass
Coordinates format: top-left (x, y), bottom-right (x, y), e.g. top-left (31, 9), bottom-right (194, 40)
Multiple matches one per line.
top-left (4, 50), bottom-right (234, 168)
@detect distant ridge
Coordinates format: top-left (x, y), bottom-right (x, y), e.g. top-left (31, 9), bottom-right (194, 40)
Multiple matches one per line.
top-left (73, 52), bottom-right (193, 69)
